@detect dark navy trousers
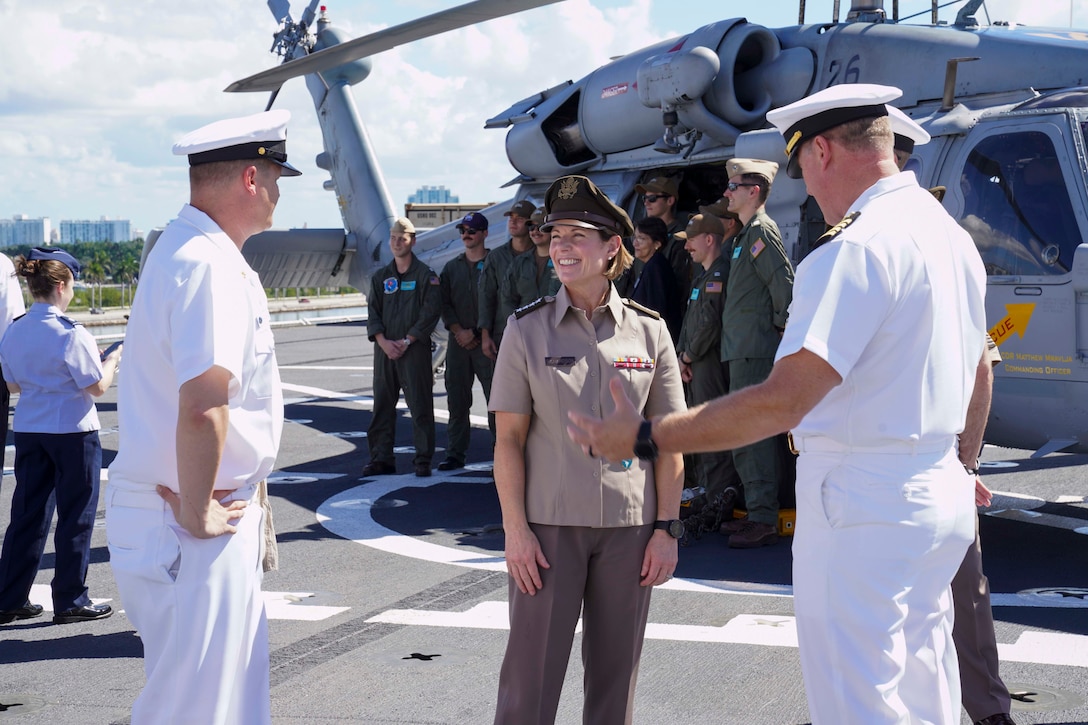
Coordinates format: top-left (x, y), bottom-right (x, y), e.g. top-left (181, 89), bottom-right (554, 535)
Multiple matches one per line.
top-left (0, 431), bottom-right (101, 612)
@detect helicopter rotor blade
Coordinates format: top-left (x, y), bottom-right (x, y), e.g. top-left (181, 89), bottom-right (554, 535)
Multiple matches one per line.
top-left (267, 0), bottom-right (292, 24)
top-left (226, 0), bottom-right (565, 93)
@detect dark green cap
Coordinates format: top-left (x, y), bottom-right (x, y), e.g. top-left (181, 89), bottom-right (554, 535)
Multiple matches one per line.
top-left (540, 175), bottom-right (634, 238)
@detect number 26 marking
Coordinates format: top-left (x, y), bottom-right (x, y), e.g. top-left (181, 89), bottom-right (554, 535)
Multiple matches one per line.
top-left (828, 54), bottom-right (862, 84)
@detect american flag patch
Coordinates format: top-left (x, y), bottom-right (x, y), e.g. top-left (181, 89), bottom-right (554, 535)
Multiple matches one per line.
top-left (613, 356), bottom-right (655, 370)
top-left (751, 238), bottom-right (766, 258)
top-left (706, 281), bottom-right (723, 293)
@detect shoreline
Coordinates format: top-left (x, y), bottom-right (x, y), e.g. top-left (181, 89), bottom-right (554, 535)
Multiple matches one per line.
top-left (67, 292), bottom-right (368, 330)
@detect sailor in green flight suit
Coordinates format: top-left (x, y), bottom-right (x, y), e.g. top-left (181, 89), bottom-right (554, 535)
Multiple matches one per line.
top-left (718, 158), bottom-right (795, 548)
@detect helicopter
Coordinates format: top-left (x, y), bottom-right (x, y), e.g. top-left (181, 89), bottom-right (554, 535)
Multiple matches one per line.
top-left (216, 0), bottom-right (1088, 457)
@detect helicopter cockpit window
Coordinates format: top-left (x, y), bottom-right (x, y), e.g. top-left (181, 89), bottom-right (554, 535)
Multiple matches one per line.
top-left (957, 131), bottom-right (1079, 276)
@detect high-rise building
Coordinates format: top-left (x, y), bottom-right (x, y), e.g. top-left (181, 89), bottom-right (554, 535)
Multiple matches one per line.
top-left (408, 185), bottom-right (459, 204)
top-left (60, 217), bottom-right (132, 244)
top-left (0, 215), bottom-right (51, 247)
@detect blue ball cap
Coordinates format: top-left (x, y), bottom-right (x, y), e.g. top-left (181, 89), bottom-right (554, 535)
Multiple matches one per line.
top-left (457, 212), bottom-right (488, 232)
top-left (28, 247), bottom-right (81, 280)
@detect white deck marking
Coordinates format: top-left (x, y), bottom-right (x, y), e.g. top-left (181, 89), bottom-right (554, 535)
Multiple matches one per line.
top-left (367, 601), bottom-right (1088, 664)
top-left (28, 584), bottom-right (348, 622)
top-left (281, 381), bottom-right (489, 427)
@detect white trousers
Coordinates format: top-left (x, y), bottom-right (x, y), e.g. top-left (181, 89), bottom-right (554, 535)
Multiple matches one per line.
top-left (792, 444), bottom-right (974, 725)
top-left (105, 482), bottom-right (270, 725)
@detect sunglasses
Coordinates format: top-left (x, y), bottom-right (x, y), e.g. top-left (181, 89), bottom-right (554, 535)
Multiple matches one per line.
top-left (642, 194), bottom-right (668, 203)
top-left (460, 228), bottom-right (484, 235)
top-left (725, 182), bottom-right (759, 192)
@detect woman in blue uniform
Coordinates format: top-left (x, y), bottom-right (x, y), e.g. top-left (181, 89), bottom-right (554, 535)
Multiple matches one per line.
top-left (0, 247), bottom-right (120, 625)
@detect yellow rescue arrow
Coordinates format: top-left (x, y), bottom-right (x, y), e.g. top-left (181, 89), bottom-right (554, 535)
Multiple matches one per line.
top-left (988, 303), bottom-right (1036, 346)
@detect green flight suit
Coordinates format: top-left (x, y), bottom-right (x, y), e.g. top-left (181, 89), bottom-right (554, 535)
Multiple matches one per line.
top-left (440, 251), bottom-right (495, 464)
top-left (719, 210), bottom-right (794, 526)
top-left (367, 254), bottom-right (442, 467)
top-left (502, 250), bottom-right (561, 313)
top-left (677, 254), bottom-right (739, 501)
top-left (478, 240), bottom-right (531, 347)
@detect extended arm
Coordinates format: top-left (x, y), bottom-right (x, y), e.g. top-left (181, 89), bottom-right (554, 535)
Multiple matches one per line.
top-left (568, 348), bottom-right (841, 461)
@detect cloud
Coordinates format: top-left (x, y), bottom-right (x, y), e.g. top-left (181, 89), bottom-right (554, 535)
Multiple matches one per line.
top-left (1, 0), bottom-right (1083, 236)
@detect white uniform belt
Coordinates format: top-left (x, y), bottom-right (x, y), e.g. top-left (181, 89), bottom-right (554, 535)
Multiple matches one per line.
top-left (107, 479), bottom-right (261, 509)
top-left (788, 433), bottom-right (955, 455)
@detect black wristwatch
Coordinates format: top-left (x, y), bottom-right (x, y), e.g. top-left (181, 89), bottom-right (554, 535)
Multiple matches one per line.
top-left (654, 519), bottom-right (686, 538)
top-left (633, 419), bottom-right (658, 461)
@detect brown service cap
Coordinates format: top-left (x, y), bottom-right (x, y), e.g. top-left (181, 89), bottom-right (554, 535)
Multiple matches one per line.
top-left (635, 175), bottom-right (680, 198)
top-left (698, 198), bottom-right (739, 222)
top-left (727, 158), bottom-right (779, 185)
top-left (540, 175), bottom-right (634, 238)
top-left (683, 213), bottom-right (725, 239)
top-left (391, 217), bottom-right (416, 235)
top-left (504, 199), bottom-right (537, 218)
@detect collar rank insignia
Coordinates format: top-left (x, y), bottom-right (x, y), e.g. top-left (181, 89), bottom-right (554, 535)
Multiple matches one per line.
top-left (815, 211), bottom-right (861, 249)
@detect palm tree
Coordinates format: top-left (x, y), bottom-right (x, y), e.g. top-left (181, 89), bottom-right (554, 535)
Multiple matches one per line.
top-left (83, 249), bottom-right (110, 312)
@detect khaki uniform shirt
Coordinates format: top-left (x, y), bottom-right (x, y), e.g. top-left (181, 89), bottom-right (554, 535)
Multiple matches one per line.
top-left (720, 210), bottom-right (794, 361)
top-left (490, 286), bottom-right (686, 528)
top-left (478, 240), bottom-right (531, 341)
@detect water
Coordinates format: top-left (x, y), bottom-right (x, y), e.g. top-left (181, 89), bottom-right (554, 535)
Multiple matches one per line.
top-left (88, 305), bottom-right (367, 341)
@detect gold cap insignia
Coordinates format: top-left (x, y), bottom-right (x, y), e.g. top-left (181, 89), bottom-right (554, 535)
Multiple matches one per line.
top-left (557, 176), bottom-right (580, 200)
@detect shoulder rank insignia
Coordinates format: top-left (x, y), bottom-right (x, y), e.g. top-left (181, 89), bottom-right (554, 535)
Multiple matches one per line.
top-left (621, 298), bottom-right (661, 319)
top-left (928, 186), bottom-right (947, 203)
top-left (58, 314), bottom-right (81, 328)
top-left (815, 211), bottom-right (861, 249)
top-left (515, 295), bottom-right (554, 319)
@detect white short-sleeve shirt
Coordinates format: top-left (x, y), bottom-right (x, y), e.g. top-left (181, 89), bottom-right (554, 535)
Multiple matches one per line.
top-left (0, 303), bottom-right (102, 433)
top-left (110, 204), bottom-right (283, 491)
top-left (776, 172), bottom-right (987, 447)
top-left (0, 253), bottom-right (25, 338)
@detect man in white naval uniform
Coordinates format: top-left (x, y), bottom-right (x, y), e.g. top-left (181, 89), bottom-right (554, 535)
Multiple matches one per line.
top-left (567, 84), bottom-right (987, 724)
top-left (106, 110), bottom-right (299, 725)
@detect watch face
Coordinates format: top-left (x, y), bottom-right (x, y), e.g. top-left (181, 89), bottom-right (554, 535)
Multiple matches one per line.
top-left (668, 519), bottom-right (685, 538)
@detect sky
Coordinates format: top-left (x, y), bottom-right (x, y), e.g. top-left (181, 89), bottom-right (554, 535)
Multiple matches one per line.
top-left (0, 0), bottom-right (1074, 237)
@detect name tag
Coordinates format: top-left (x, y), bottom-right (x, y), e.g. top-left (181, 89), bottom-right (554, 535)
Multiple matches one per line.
top-left (545, 356), bottom-right (576, 367)
top-left (401, 280), bottom-right (417, 291)
top-left (732, 245), bottom-right (742, 260)
top-left (690, 288), bottom-right (700, 301)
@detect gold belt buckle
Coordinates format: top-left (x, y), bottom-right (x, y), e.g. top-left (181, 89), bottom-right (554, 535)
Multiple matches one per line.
top-left (787, 431), bottom-right (799, 456)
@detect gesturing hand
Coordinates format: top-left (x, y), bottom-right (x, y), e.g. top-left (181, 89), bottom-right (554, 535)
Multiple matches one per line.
top-left (566, 377), bottom-right (643, 462)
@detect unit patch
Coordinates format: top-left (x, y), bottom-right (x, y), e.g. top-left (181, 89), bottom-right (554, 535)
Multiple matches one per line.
top-left (383, 277), bottom-right (398, 294)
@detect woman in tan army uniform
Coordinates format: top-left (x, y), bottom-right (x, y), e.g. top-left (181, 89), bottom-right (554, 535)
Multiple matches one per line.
top-left (490, 175), bottom-right (686, 725)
